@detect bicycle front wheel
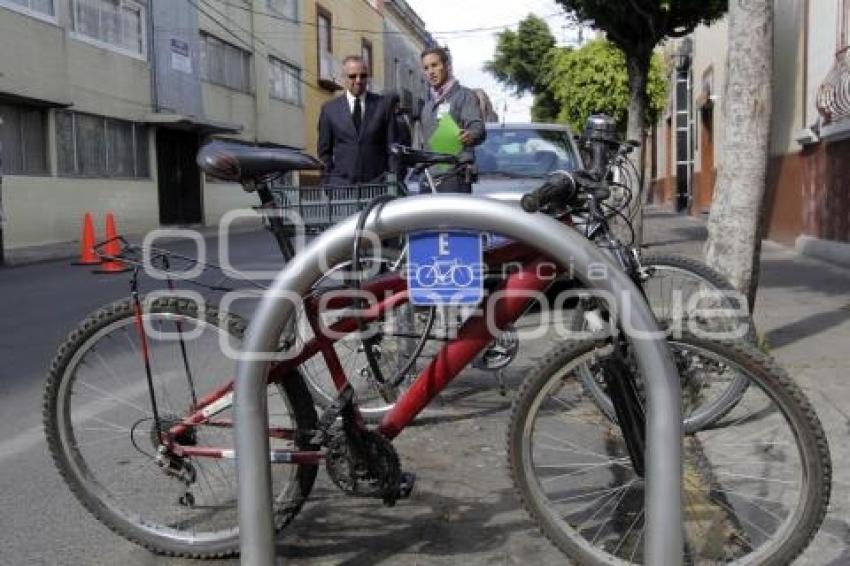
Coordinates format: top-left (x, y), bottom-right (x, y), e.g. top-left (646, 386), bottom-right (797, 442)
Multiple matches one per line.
top-left (43, 298), bottom-right (318, 558)
top-left (509, 334), bottom-right (830, 565)
top-left (574, 253), bottom-right (754, 432)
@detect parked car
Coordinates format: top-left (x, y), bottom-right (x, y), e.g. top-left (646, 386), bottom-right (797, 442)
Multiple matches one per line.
top-left (473, 122), bottom-right (583, 202)
top-left (406, 122), bottom-right (583, 202)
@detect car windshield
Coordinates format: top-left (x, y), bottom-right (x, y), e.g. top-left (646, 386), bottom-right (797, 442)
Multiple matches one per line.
top-left (477, 128), bottom-right (580, 177)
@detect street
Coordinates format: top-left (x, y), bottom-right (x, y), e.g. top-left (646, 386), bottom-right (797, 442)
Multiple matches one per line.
top-left (1, 212), bottom-right (849, 565)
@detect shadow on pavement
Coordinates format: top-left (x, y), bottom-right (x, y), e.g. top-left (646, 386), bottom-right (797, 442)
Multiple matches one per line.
top-left (764, 305), bottom-right (850, 349)
top-left (277, 487), bottom-right (538, 564)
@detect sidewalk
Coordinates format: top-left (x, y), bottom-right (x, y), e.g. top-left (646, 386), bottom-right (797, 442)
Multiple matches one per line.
top-left (0, 220), bottom-right (264, 267)
top-left (248, 208), bottom-right (849, 565)
top-left (643, 207), bottom-right (850, 565)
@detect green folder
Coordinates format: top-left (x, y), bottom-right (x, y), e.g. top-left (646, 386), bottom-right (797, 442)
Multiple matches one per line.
top-left (428, 114), bottom-right (463, 156)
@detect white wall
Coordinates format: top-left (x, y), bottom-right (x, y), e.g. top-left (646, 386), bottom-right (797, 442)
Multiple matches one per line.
top-left (772, 0), bottom-right (806, 154)
top-left (690, 19), bottom-right (728, 174)
top-left (3, 176), bottom-right (159, 248)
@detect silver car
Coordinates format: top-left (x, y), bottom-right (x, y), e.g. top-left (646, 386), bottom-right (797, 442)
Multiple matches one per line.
top-left (408, 122), bottom-right (583, 202)
top-left (473, 122), bottom-right (583, 203)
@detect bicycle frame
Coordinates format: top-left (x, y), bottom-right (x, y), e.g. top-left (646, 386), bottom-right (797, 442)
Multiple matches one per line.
top-left (160, 237), bottom-right (543, 459)
top-left (234, 195), bottom-right (683, 565)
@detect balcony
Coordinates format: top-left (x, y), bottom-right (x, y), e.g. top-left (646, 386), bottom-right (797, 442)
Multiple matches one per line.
top-left (816, 46), bottom-right (850, 139)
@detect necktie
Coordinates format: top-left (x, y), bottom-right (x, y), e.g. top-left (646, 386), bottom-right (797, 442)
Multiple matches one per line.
top-left (352, 97), bottom-right (362, 132)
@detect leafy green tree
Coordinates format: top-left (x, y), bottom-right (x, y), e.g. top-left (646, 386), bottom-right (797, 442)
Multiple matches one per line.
top-left (546, 39), bottom-right (667, 136)
top-left (484, 14), bottom-right (556, 97)
top-left (555, 0), bottom-right (726, 144)
top-left (530, 89), bottom-right (560, 122)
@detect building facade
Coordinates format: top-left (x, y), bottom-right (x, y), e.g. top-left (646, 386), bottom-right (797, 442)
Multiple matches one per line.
top-left (0, 0), bottom-right (430, 253)
top-left (649, 0), bottom-right (850, 265)
top-left (299, 0), bottom-right (385, 182)
top-left (382, 0), bottom-right (432, 114)
top-left (0, 0), bottom-right (305, 250)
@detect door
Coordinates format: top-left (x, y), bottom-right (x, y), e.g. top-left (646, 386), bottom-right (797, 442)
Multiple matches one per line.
top-left (696, 106), bottom-right (715, 213)
top-left (156, 129), bottom-right (202, 225)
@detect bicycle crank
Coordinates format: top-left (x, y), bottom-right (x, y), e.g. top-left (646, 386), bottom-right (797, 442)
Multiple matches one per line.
top-left (324, 423), bottom-right (414, 505)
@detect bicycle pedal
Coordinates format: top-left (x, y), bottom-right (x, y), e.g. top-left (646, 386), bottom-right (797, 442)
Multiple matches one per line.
top-left (382, 471), bottom-right (416, 507)
top-left (178, 491), bottom-right (195, 507)
top-left (397, 471), bottom-right (416, 499)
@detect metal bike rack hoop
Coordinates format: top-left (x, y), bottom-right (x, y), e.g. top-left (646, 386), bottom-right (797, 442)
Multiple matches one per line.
top-left (234, 195), bottom-right (683, 565)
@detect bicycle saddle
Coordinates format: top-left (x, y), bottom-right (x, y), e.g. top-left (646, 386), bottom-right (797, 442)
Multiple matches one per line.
top-left (197, 140), bottom-right (324, 183)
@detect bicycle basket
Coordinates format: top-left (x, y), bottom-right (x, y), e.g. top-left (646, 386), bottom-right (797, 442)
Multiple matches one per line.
top-left (270, 182), bottom-right (401, 234)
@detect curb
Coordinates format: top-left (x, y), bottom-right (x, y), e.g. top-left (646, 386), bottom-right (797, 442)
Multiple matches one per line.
top-left (796, 235), bottom-right (850, 269)
top-left (1, 220), bottom-right (265, 268)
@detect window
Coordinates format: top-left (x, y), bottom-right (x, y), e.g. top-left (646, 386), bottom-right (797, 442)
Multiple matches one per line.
top-left (56, 111), bottom-right (149, 178)
top-left (316, 6), bottom-right (334, 86)
top-left (269, 57), bottom-right (301, 104)
top-left (0, 0), bottom-right (55, 18)
top-left (200, 32), bottom-right (252, 92)
top-left (317, 7), bottom-right (332, 54)
top-left (72, 0), bottom-right (145, 56)
top-left (266, 0), bottom-right (296, 20)
top-left (361, 39), bottom-right (373, 77)
top-left (0, 103), bottom-right (48, 175)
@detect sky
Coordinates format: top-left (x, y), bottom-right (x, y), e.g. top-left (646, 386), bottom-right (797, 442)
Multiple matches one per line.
top-left (405, 0), bottom-right (582, 122)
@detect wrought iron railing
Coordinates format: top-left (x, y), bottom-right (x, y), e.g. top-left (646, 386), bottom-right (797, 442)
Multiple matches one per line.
top-left (816, 46), bottom-right (850, 124)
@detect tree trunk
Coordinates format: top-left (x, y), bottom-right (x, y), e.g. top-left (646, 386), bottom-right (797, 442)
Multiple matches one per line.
top-left (704, 0), bottom-right (773, 311)
top-left (624, 52), bottom-right (651, 246)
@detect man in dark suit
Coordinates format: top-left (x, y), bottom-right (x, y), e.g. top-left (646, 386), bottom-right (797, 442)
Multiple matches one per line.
top-left (317, 55), bottom-right (397, 185)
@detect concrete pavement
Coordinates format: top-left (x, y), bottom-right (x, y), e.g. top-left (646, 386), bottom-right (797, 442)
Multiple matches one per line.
top-left (643, 208), bottom-right (850, 565)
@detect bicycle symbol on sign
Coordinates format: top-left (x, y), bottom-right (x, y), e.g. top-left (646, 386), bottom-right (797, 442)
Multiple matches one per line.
top-left (416, 259), bottom-right (476, 288)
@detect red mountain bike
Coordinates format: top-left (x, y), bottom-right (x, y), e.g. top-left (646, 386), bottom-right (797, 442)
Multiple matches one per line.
top-left (43, 143), bottom-right (830, 564)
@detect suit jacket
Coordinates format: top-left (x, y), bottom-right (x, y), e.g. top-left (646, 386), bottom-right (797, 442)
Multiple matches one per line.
top-left (317, 91), bottom-right (396, 185)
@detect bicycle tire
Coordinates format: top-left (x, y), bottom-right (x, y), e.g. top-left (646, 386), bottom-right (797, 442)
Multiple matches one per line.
top-left (43, 297), bottom-right (318, 558)
top-left (573, 253), bottom-right (755, 432)
top-left (639, 253), bottom-right (756, 343)
top-left (508, 333), bottom-right (831, 565)
top-left (295, 252), bottom-right (437, 421)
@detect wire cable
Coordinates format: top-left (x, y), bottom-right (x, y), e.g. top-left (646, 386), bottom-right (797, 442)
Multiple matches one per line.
top-left (217, 0), bottom-right (568, 37)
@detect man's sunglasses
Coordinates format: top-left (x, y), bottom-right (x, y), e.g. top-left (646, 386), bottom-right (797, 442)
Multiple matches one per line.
top-left (347, 73), bottom-right (369, 80)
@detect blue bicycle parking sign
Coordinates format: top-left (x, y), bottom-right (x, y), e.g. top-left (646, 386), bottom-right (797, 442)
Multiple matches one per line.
top-left (408, 231), bottom-right (484, 305)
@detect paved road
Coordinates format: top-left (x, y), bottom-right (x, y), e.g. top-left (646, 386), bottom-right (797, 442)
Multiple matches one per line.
top-left (2, 213), bottom-right (849, 565)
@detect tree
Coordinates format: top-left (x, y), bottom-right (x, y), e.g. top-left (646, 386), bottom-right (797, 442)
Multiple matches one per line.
top-left (704, 0), bottom-right (774, 310)
top-left (485, 14), bottom-right (558, 122)
top-left (555, 1), bottom-right (726, 146)
top-left (545, 39), bottom-right (667, 136)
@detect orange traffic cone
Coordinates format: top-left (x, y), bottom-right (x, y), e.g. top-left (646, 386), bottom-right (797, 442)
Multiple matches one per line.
top-left (94, 212), bottom-right (129, 274)
top-left (72, 212), bottom-right (101, 266)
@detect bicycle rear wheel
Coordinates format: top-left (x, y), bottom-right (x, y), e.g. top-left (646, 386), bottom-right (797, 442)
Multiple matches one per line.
top-left (509, 334), bottom-right (830, 565)
top-left (43, 297), bottom-right (318, 558)
top-left (294, 253), bottom-right (437, 421)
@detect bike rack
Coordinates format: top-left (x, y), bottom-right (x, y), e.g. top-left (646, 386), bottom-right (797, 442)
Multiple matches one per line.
top-left (233, 195), bottom-right (683, 565)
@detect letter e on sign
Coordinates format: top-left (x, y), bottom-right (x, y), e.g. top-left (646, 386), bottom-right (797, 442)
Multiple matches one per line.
top-left (438, 232), bottom-right (450, 255)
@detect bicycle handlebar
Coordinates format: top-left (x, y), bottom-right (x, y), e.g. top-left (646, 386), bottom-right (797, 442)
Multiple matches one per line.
top-left (390, 144), bottom-right (460, 167)
top-left (520, 171), bottom-right (577, 213)
top-left (521, 170), bottom-right (614, 214)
